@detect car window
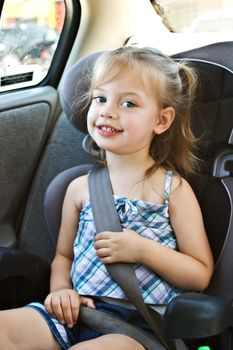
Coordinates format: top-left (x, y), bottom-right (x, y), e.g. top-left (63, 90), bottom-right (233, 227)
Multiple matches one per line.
top-left (189, 12), bottom-right (233, 33)
top-left (150, 0), bottom-right (233, 53)
top-left (0, 0), bottom-right (65, 92)
top-left (153, 1), bottom-right (233, 33)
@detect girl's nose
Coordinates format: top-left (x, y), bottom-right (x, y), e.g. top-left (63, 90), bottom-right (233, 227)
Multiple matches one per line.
top-left (100, 103), bottom-right (118, 119)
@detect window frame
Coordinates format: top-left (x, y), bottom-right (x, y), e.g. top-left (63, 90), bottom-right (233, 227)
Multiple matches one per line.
top-left (43, 0), bottom-right (81, 88)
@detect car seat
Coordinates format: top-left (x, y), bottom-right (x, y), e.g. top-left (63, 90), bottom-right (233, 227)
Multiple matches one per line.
top-left (1, 42), bottom-right (233, 350)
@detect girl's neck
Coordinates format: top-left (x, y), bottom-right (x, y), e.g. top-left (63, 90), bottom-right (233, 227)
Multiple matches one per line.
top-left (104, 151), bottom-right (162, 201)
top-left (106, 151), bottom-right (154, 173)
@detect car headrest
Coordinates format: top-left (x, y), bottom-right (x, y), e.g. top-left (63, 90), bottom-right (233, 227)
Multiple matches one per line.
top-left (59, 51), bottom-right (104, 133)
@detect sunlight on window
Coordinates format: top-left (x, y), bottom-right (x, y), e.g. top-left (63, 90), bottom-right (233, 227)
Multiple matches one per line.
top-left (157, 0), bottom-right (233, 33)
top-left (149, 0), bottom-right (233, 54)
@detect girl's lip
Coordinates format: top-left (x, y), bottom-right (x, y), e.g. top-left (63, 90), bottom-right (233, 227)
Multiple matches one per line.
top-left (96, 124), bottom-right (123, 136)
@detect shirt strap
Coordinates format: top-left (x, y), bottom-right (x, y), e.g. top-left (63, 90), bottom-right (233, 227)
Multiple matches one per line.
top-left (164, 170), bottom-right (173, 204)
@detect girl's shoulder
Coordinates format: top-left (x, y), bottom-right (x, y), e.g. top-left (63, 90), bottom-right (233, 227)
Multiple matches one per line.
top-left (169, 172), bottom-right (182, 194)
top-left (146, 168), bottom-right (179, 204)
top-left (68, 173), bottom-right (89, 188)
top-left (152, 168), bottom-right (194, 203)
top-left (169, 172), bottom-right (197, 205)
top-left (66, 174), bottom-right (89, 209)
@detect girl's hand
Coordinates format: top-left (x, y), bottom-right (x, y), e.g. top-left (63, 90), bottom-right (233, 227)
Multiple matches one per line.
top-left (44, 289), bottom-right (95, 328)
top-left (94, 229), bottom-right (142, 264)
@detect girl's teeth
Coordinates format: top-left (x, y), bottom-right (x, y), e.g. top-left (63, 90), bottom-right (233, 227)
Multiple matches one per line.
top-left (102, 126), bottom-right (118, 132)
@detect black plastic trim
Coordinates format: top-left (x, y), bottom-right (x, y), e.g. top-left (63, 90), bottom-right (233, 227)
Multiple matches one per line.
top-left (0, 0), bottom-right (4, 18)
top-left (42, 0), bottom-right (81, 88)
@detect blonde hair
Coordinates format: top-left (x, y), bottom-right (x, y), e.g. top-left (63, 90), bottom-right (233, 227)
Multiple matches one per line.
top-left (75, 46), bottom-right (199, 177)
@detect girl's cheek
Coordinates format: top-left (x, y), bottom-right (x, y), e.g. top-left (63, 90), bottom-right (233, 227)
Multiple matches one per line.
top-left (87, 110), bottom-right (93, 126)
top-left (87, 120), bottom-right (92, 136)
top-left (86, 115), bottom-right (92, 133)
top-left (87, 107), bottom-right (97, 123)
top-left (87, 116), bottom-right (96, 139)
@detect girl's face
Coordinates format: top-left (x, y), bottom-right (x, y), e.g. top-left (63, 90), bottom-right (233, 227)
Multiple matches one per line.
top-left (87, 66), bottom-right (167, 156)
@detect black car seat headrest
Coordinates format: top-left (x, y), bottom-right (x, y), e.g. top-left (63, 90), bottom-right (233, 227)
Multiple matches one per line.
top-left (59, 51), bottom-right (103, 134)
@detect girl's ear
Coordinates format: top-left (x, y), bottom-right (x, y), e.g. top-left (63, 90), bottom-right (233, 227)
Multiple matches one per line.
top-left (153, 107), bottom-right (175, 134)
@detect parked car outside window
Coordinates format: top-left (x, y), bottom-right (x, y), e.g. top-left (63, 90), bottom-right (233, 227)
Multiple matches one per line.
top-left (0, 22), bottom-right (59, 66)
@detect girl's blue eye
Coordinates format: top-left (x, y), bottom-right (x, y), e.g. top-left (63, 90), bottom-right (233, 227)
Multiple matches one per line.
top-left (94, 96), bottom-right (106, 103)
top-left (122, 101), bottom-right (135, 108)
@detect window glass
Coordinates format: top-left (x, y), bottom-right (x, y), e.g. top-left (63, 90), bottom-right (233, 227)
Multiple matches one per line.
top-left (153, 0), bottom-right (233, 33)
top-left (0, 0), bottom-right (65, 92)
top-left (151, 0), bottom-right (233, 53)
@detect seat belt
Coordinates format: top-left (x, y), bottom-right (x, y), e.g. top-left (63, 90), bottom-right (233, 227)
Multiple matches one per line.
top-left (88, 164), bottom-right (176, 348)
top-left (79, 163), bottom-right (188, 350)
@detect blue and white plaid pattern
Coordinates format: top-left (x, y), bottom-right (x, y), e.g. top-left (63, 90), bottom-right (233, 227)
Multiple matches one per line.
top-left (71, 171), bottom-right (182, 304)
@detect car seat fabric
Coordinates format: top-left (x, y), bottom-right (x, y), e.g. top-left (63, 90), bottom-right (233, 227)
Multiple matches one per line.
top-left (173, 43), bottom-right (233, 305)
top-left (173, 41), bottom-right (233, 73)
top-left (59, 51), bottom-right (103, 134)
top-left (18, 114), bottom-right (92, 262)
top-left (44, 163), bottom-right (93, 247)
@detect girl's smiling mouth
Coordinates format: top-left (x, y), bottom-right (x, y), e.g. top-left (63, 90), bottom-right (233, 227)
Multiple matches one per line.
top-left (97, 124), bottom-right (123, 135)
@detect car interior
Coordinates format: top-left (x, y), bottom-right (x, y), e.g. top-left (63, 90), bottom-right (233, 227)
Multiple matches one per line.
top-left (1, 1), bottom-right (233, 349)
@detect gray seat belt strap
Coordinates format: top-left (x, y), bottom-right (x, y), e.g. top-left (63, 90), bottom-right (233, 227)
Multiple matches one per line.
top-left (79, 306), bottom-right (166, 350)
top-left (88, 164), bottom-right (175, 349)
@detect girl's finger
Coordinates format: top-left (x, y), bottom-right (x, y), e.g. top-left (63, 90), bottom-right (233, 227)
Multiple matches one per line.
top-left (95, 247), bottom-right (111, 258)
top-left (60, 295), bottom-right (73, 328)
top-left (85, 298), bottom-right (96, 309)
top-left (94, 239), bottom-right (109, 249)
top-left (100, 256), bottom-right (114, 264)
top-left (51, 295), bottom-right (65, 324)
top-left (95, 231), bottom-right (111, 241)
top-left (44, 295), bottom-right (54, 316)
top-left (80, 297), bottom-right (96, 309)
top-left (69, 293), bottom-right (80, 324)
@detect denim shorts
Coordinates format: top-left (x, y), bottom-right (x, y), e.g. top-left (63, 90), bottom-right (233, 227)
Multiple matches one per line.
top-left (27, 298), bottom-right (154, 349)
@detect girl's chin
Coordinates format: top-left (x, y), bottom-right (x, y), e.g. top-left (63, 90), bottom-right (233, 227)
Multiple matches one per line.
top-left (95, 144), bottom-right (122, 154)
top-left (93, 139), bottom-right (118, 151)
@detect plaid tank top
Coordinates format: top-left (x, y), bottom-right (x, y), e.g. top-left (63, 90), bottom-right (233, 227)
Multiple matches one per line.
top-left (71, 171), bottom-right (182, 304)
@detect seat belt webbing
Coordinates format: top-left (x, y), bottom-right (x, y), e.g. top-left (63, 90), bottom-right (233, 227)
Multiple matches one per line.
top-left (88, 164), bottom-right (172, 349)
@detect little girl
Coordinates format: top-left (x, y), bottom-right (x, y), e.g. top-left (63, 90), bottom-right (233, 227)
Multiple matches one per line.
top-left (0, 46), bottom-right (213, 350)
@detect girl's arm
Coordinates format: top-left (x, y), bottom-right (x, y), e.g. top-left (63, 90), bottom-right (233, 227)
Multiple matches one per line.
top-left (45, 176), bottom-right (95, 328)
top-left (94, 177), bottom-right (214, 292)
top-left (134, 177), bottom-right (214, 291)
top-left (50, 179), bottom-right (80, 292)
top-left (157, 177), bottom-right (214, 290)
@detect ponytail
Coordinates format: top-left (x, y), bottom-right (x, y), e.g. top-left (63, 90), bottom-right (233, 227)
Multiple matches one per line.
top-left (148, 59), bottom-right (199, 178)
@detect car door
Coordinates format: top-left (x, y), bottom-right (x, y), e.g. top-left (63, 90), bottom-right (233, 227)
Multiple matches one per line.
top-left (0, 0), bottom-right (82, 261)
